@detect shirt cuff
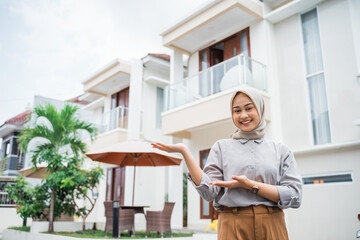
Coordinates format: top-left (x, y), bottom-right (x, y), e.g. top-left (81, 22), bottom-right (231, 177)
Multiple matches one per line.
top-left (276, 185), bottom-right (301, 209)
top-left (187, 172), bottom-right (211, 192)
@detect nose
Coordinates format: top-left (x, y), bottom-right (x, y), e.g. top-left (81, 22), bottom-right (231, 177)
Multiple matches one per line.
top-left (239, 112), bottom-right (248, 120)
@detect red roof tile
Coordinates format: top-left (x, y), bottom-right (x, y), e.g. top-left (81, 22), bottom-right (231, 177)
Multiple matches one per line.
top-left (148, 53), bottom-right (170, 62)
top-left (67, 94), bottom-right (90, 105)
top-left (3, 110), bottom-right (31, 127)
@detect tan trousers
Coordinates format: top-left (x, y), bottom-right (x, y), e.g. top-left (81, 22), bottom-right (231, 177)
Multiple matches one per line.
top-left (217, 205), bottom-right (289, 240)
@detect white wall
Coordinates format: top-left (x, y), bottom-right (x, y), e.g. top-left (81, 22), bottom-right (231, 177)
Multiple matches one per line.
top-left (0, 208), bottom-right (28, 233)
top-left (186, 120), bottom-right (234, 229)
top-left (274, 14), bottom-right (312, 149)
top-left (317, 0), bottom-right (360, 143)
top-left (287, 147), bottom-right (360, 240)
top-left (274, 0), bottom-right (360, 148)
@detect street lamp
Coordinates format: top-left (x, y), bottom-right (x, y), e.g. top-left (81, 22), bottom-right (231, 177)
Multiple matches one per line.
top-left (113, 200), bottom-right (119, 238)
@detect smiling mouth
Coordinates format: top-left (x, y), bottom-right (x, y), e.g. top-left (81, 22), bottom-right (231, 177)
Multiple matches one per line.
top-left (240, 120), bottom-right (252, 125)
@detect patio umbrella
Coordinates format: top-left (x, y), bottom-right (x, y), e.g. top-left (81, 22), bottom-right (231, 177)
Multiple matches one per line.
top-left (19, 166), bottom-right (49, 179)
top-left (85, 139), bottom-right (182, 205)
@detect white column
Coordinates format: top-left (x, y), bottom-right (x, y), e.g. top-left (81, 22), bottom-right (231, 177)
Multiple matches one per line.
top-left (168, 136), bottom-right (183, 229)
top-left (168, 50), bottom-right (183, 109)
top-left (170, 50), bottom-right (183, 83)
top-left (349, 0), bottom-right (360, 76)
top-left (265, 20), bottom-right (283, 142)
top-left (128, 59), bottom-right (143, 140)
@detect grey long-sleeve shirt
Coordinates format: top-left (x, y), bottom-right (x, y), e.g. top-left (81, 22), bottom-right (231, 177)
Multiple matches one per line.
top-left (188, 138), bottom-right (303, 210)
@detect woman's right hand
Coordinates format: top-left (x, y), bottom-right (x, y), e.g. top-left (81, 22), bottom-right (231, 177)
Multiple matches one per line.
top-left (151, 142), bottom-right (187, 154)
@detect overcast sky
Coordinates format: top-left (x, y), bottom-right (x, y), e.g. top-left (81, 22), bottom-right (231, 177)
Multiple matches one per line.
top-left (0, 0), bottom-right (209, 124)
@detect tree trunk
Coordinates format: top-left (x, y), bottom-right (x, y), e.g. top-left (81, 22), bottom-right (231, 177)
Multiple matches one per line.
top-left (48, 188), bottom-right (56, 232)
top-left (22, 217), bottom-right (27, 227)
top-left (83, 217), bottom-right (86, 231)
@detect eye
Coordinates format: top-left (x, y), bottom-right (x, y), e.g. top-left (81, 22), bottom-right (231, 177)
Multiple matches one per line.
top-left (233, 109), bottom-right (241, 113)
top-left (246, 107), bottom-right (253, 111)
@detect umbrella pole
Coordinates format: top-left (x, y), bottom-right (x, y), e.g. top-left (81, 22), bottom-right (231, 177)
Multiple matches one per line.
top-left (132, 159), bottom-right (137, 206)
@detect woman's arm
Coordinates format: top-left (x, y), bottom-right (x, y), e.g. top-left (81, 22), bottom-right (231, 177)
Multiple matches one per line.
top-left (151, 143), bottom-right (203, 186)
top-left (210, 175), bottom-right (280, 203)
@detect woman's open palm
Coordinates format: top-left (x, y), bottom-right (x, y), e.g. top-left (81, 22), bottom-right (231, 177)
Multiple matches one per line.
top-left (151, 142), bottom-right (186, 154)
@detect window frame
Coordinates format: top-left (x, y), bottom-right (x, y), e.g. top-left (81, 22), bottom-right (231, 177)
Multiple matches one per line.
top-left (299, 7), bottom-right (332, 145)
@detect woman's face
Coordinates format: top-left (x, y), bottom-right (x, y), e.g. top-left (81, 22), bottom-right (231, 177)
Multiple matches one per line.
top-left (232, 93), bottom-right (260, 132)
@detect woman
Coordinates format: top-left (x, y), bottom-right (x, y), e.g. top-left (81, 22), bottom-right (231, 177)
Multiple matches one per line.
top-left (152, 87), bottom-right (302, 240)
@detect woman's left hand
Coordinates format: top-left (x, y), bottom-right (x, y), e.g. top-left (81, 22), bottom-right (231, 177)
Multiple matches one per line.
top-left (209, 175), bottom-right (250, 189)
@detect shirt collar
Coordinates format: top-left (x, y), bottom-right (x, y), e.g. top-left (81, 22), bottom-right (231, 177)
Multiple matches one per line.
top-left (238, 138), bottom-right (264, 144)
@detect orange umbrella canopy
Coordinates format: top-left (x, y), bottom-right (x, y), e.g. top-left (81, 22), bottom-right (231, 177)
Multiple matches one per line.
top-left (19, 166), bottom-right (49, 179)
top-left (85, 139), bottom-right (182, 167)
top-left (85, 139), bottom-right (182, 205)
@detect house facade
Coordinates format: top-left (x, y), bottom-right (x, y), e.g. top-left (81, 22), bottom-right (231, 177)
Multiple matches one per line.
top-left (160, 0), bottom-right (360, 239)
top-left (81, 54), bottom-right (185, 230)
top-left (0, 111), bottom-right (30, 176)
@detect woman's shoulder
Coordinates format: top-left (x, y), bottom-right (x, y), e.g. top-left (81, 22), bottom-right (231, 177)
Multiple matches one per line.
top-left (263, 138), bottom-right (292, 153)
top-left (210, 138), bottom-right (237, 149)
top-left (214, 138), bottom-right (237, 145)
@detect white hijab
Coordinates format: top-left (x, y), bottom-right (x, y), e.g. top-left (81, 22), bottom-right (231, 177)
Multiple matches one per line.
top-left (230, 87), bottom-right (266, 139)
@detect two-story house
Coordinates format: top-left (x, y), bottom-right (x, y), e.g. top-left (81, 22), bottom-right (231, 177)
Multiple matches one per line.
top-left (81, 53), bottom-right (186, 230)
top-left (159, 0), bottom-right (360, 239)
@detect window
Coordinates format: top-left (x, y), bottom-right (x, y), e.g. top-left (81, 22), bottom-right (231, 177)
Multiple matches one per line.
top-left (301, 9), bottom-right (331, 145)
top-left (4, 141), bottom-right (10, 157)
top-left (11, 138), bottom-right (18, 155)
top-left (303, 172), bottom-right (352, 185)
top-left (156, 87), bottom-right (164, 128)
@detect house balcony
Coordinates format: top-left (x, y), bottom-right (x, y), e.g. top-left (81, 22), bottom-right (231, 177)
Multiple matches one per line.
top-left (82, 59), bottom-right (131, 96)
top-left (83, 106), bottom-right (129, 152)
top-left (161, 0), bottom-right (263, 54)
top-left (162, 54), bottom-right (269, 138)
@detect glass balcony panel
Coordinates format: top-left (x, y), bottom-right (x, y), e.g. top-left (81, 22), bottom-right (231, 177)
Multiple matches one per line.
top-left (165, 55), bottom-right (267, 110)
top-left (91, 106), bottom-right (129, 135)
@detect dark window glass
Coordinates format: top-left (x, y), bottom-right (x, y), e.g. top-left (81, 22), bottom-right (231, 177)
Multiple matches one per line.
top-left (303, 173), bottom-right (352, 185)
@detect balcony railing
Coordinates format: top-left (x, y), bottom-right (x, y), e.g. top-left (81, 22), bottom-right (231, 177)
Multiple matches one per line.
top-left (92, 106), bottom-right (129, 134)
top-left (0, 191), bottom-right (15, 207)
top-left (165, 54), bottom-right (267, 110)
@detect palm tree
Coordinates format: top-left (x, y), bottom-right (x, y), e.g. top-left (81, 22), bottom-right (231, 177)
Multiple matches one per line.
top-left (18, 103), bottom-right (96, 232)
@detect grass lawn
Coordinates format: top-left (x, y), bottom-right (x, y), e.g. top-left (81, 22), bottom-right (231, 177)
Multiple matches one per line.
top-left (49, 230), bottom-right (193, 239)
top-left (8, 226), bottom-right (30, 232)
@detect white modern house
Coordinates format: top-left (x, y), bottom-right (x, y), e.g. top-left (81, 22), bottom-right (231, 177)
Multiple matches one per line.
top-left (159, 0), bottom-right (360, 239)
top-left (80, 53), bottom-right (186, 230)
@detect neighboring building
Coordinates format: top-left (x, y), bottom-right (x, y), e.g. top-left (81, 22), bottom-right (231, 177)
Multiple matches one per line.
top-left (0, 111), bottom-right (30, 231)
top-left (159, 0), bottom-right (360, 239)
top-left (0, 96), bottom-right (84, 233)
top-left (0, 110), bottom-right (30, 176)
top-left (81, 54), bottom-right (185, 230)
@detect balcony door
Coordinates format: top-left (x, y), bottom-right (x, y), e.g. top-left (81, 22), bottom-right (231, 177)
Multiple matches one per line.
top-left (106, 167), bottom-right (126, 205)
top-left (199, 28), bottom-right (250, 96)
top-left (110, 87), bottom-right (129, 129)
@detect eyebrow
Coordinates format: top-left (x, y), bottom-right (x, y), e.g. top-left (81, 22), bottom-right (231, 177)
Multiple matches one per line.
top-left (232, 103), bottom-right (254, 109)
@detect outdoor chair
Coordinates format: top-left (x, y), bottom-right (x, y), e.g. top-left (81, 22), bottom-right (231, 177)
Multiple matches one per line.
top-left (104, 201), bottom-right (135, 237)
top-left (145, 202), bottom-right (175, 238)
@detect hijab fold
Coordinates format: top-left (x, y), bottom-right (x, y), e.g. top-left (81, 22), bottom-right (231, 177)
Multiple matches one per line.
top-left (230, 86), bottom-right (266, 140)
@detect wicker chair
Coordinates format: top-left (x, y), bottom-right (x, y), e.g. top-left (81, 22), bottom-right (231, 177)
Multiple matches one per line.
top-left (104, 201), bottom-right (135, 236)
top-left (145, 202), bottom-right (175, 238)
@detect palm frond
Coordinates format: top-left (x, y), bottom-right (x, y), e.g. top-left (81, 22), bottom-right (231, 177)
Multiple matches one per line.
top-left (18, 124), bottom-right (54, 151)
